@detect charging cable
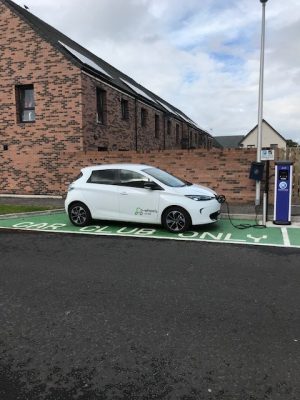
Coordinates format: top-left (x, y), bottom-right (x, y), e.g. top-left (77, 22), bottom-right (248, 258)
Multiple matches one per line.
top-left (224, 201), bottom-right (266, 230)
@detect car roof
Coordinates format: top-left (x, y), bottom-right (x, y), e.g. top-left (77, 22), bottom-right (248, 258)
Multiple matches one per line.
top-left (81, 164), bottom-right (153, 173)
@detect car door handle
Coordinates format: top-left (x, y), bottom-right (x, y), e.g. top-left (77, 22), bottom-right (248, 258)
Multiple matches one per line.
top-left (120, 192), bottom-right (128, 195)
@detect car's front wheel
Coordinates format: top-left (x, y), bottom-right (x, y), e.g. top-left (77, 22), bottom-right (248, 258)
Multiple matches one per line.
top-left (162, 206), bottom-right (191, 233)
top-left (68, 202), bottom-right (91, 227)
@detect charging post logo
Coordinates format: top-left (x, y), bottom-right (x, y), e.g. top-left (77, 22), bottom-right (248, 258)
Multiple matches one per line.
top-left (279, 181), bottom-right (288, 190)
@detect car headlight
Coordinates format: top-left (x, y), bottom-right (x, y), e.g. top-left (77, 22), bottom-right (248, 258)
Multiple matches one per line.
top-left (185, 195), bottom-right (215, 201)
top-left (68, 185), bottom-right (75, 192)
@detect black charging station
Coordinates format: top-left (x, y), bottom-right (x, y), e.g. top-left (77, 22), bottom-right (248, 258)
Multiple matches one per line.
top-left (249, 162), bottom-right (264, 181)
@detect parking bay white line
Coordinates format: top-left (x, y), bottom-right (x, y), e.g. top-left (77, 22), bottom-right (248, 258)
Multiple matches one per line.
top-left (1, 225), bottom-right (300, 249)
top-left (281, 227), bottom-right (291, 247)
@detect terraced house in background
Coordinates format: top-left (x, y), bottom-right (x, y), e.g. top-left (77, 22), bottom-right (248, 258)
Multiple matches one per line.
top-left (0, 0), bottom-right (215, 153)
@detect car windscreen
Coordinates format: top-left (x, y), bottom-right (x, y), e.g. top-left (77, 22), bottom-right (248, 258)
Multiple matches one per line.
top-left (143, 167), bottom-right (186, 187)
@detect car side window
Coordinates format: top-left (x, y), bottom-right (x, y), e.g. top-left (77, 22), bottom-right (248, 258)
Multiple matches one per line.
top-left (119, 169), bottom-right (149, 188)
top-left (87, 169), bottom-right (116, 185)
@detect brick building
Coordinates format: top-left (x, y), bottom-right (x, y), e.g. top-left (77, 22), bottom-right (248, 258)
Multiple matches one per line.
top-left (0, 0), bottom-right (214, 154)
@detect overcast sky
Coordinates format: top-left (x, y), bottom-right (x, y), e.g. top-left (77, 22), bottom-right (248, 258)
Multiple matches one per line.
top-left (13, 0), bottom-right (300, 142)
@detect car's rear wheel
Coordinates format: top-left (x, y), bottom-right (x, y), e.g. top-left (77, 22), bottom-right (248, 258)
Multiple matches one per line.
top-left (68, 202), bottom-right (91, 227)
top-left (162, 206), bottom-right (191, 233)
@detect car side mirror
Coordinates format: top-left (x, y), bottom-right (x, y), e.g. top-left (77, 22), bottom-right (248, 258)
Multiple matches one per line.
top-left (144, 181), bottom-right (157, 190)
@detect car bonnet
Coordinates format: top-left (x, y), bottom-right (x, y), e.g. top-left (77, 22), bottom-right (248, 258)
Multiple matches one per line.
top-left (172, 184), bottom-right (217, 196)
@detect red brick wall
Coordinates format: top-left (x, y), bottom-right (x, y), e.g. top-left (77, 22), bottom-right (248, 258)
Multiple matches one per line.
top-left (0, 1), bottom-right (213, 160)
top-left (81, 73), bottom-right (169, 151)
top-left (137, 103), bottom-right (165, 151)
top-left (0, 0), bottom-right (211, 155)
top-left (0, 1), bottom-right (84, 153)
top-left (0, 147), bottom-right (273, 204)
top-left (0, 2), bottom-right (268, 204)
top-left (81, 72), bottom-right (201, 152)
top-left (82, 73), bottom-right (135, 151)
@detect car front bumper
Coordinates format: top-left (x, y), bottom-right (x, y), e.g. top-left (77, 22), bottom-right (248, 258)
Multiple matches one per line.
top-left (188, 199), bottom-right (221, 225)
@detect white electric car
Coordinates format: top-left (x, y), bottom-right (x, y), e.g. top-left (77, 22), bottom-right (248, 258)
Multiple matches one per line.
top-left (65, 164), bottom-right (225, 233)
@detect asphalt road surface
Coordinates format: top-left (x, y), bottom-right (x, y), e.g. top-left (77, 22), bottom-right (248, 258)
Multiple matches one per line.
top-left (1, 231), bottom-right (300, 400)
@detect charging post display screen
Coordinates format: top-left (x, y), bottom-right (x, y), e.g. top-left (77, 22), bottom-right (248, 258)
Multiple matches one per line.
top-left (278, 170), bottom-right (288, 181)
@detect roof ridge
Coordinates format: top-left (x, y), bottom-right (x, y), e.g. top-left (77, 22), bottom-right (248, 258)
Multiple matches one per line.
top-left (243, 119), bottom-right (286, 142)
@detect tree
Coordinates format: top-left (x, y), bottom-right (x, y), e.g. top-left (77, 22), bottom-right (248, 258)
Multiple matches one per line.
top-left (286, 139), bottom-right (299, 147)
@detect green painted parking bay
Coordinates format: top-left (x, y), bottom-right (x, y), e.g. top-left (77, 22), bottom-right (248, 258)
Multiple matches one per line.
top-left (0, 212), bottom-right (299, 249)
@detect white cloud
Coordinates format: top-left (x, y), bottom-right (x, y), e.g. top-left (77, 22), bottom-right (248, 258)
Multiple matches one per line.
top-left (14, 0), bottom-right (300, 142)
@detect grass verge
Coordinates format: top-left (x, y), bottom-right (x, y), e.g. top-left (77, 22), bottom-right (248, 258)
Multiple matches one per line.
top-left (0, 204), bottom-right (59, 215)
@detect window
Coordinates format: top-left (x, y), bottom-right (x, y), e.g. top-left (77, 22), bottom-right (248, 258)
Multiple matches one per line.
top-left (141, 108), bottom-right (147, 127)
top-left (176, 124), bottom-right (180, 144)
top-left (189, 131), bottom-right (193, 147)
top-left (96, 88), bottom-right (106, 124)
top-left (270, 144), bottom-right (278, 149)
top-left (167, 120), bottom-right (171, 135)
top-left (121, 99), bottom-right (129, 120)
top-left (119, 169), bottom-right (148, 188)
top-left (200, 135), bottom-right (208, 148)
top-left (87, 169), bottom-right (116, 184)
top-left (16, 85), bottom-right (35, 122)
top-left (155, 114), bottom-right (160, 138)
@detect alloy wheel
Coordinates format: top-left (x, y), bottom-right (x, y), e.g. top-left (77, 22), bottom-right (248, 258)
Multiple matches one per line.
top-left (165, 210), bottom-right (186, 232)
top-left (70, 205), bottom-right (87, 225)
